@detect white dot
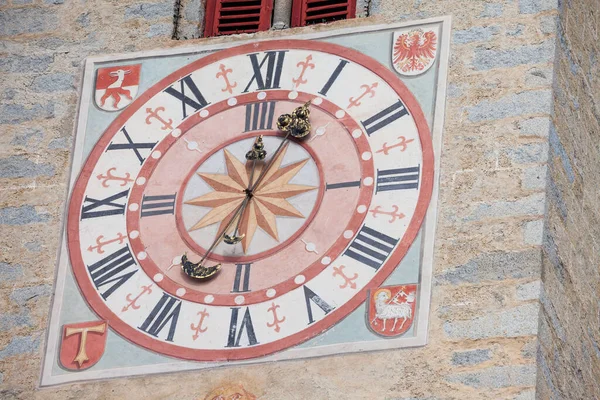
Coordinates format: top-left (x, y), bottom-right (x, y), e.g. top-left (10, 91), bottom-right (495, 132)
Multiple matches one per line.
top-left (316, 126), bottom-right (326, 135)
top-left (227, 97), bottom-right (238, 106)
top-left (153, 273), bottom-right (164, 282)
top-left (235, 295), bottom-right (245, 305)
top-left (357, 205), bottom-right (367, 214)
top-left (335, 110), bottom-right (345, 119)
top-left (199, 109), bottom-right (209, 118)
top-left (137, 251), bottom-right (147, 260)
top-left (171, 128), bottom-right (182, 138)
top-left (294, 275), bottom-right (306, 284)
top-left (321, 257), bottom-right (331, 265)
top-left (363, 177), bottom-right (374, 186)
top-left (306, 242), bottom-right (316, 252)
top-left (136, 177), bottom-right (146, 185)
top-left (128, 203), bottom-right (139, 212)
top-left (204, 295), bottom-right (214, 303)
top-left (151, 150), bottom-right (162, 159)
top-left (257, 92), bottom-right (267, 100)
top-left (129, 230), bottom-right (139, 239)
top-left (266, 288), bottom-right (276, 298)
top-left (172, 256), bottom-right (181, 265)
top-left (312, 97), bottom-right (323, 105)
top-left (344, 230), bottom-right (354, 239)
top-left (288, 91), bottom-right (298, 100)
top-left (186, 140), bottom-right (199, 150)
top-left (362, 152), bottom-right (372, 161)
top-left (352, 129), bottom-right (362, 138)
top-left (176, 288), bottom-right (186, 297)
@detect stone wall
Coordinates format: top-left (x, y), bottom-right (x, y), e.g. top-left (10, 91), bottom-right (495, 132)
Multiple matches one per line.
top-left (0, 0), bottom-right (558, 398)
top-left (537, 1), bottom-right (600, 399)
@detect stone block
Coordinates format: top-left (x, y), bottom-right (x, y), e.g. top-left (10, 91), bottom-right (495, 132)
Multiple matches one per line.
top-left (549, 123), bottom-right (575, 182)
top-left (472, 41), bottom-right (555, 70)
top-left (516, 280), bottom-right (541, 300)
top-left (0, 335), bottom-right (40, 360)
top-left (519, 0), bottom-right (558, 14)
top-left (10, 284), bottom-right (52, 306)
top-left (505, 143), bottom-right (549, 164)
top-left (31, 73), bottom-right (74, 92)
top-left (466, 90), bottom-right (552, 122)
top-left (466, 193), bottom-right (545, 221)
top-left (437, 249), bottom-right (541, 285)
top-left (11, 129), bottom-right (44, 147)
top-left (48, 137), bottom-right (70, 149)
top-left (125, 2), bottom-right (173, 20)
top-left (0, 103), bottom-right (54, 125)
top-left (514, 389), bottom-right (535, 399)
top-left (522, 165), bottom-right (548, 190)
top-left (0, 262), bottom-right (23, 281)
top-left (147, 23), bottom-right (172, 38)
top-left (446, 365), bottom-right (536, 388)
top-left (540, 15), bottom-right (557, 34)
top-left (444, 303), bottom-right (539, 339)
top-left (453, 26), bottom-right (500, 44)
top-left (480, 3), bottom-right (503, 18)
top-left (0, 54), bottom-right (53, 73)
top-left (525, 66), bottom-right (553, 87)
top-left (0, 8), bottom-right (59, 36)
top-left (0, 156), bottom-right (55, 178)
top-left (518, 117), bottom-right (551, 137)
top-left (506, 24), bottom-right (525, 36)
top-left (0, 206), bottom-right (50, 225)
top-left (523, 220), bottom-right (544, 245)
top-left (0, 312), bottom-right (32, 332)
top-left (451, 349), bottom-right (492, 366)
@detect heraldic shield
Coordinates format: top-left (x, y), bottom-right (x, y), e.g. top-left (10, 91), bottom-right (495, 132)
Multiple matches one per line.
top-left (94, 64), bottom-right (141, 111)
top-left (59, 320), bottom-right (108, 370)
top-left (367, 285), bottom-right (418, 337)
top-left (392, 26), bottom-right (439, 76)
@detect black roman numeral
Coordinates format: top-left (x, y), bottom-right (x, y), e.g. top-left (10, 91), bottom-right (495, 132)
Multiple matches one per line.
top-left (376, 165), bottom-right (420, 193)
top-left (361, 99), bottom-right (409, 136)
top-left (231, 263), bottom-right (251, 293)
top-left (106, 127), bottom-right (158, 165)
top-left (243, 51), bottom-right (287, 92)
top-left (141, 193), bottom-right (177, 217)
top-left (81, 189), bottom-right (129, 220)
top-left (326, 180), bottom-right (361, 190)
top-left (245, 102), bottom-right (276, 131)
top-left (344, 225), bottom-right (398, 270)
top-left (164, 74), bottom-right (210, 119)
top-left (226, 307), bottom-right (259, 347)
top-left (319, 59), bottom-right (349, 96)
top-left (87, 245), bottom-right (138, 299)
top-left (303, 286), bottom-right (334, 325)
top-left (138, 293), bottom-right (182, 342)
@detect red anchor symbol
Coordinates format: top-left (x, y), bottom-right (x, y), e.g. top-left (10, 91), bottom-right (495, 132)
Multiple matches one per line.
top-left (87, 232), bottom-right (127, 254)
top-left (332, 265), bottom-right (358, 289)
top-left (96, 167), bottom-right (133, 188)
top-left (122, 284), bottom-right (153, 312)
top-left (369, 205), bottom-right (405, 223)
top-left (376, 136), bottom-right (415, 155)
top-left (292, 54), bottom-right (315, 88)
top-left (348, 82), bottom-right (378, 108)
top-left (266, 302), bottom-right (285, 333)
top-left (145, 107), bottom-right (173, 130)
top-left (216, 64), bottom-right (237, 94)
top-left (190, 308), bottom-right (209, 340)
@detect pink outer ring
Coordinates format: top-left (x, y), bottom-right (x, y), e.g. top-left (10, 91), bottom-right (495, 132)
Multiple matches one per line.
top-left (67, 39), bottom-right (434, 361)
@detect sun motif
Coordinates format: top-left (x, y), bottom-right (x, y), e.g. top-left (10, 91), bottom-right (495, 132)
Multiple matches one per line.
top-left (185, 142), bottom-right (317, 253)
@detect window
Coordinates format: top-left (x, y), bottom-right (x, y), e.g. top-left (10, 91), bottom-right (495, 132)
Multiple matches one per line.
top-left (291, 0), bottom-right (356, 27)
top-left (204, 0), bottom-right (274, 37)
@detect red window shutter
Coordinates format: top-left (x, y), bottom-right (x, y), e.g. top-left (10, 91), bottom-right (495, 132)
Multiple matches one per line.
top-left (204, 0), bottom-right (274, 37)
top-left (291, 0), bottom-right (355, 27)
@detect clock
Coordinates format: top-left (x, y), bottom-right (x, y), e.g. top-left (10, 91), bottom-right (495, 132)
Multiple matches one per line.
top-left (66, 39), bottom-right (433, 360)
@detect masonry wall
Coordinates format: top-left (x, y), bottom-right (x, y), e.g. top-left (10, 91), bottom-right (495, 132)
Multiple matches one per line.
top-left (537, 1), bottom-right (600, 399)
top-left (0, 1), bottom-right (558, 399)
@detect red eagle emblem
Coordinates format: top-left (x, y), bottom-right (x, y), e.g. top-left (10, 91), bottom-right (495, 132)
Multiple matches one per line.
top-left (392, 29), bottom-right (438, 76)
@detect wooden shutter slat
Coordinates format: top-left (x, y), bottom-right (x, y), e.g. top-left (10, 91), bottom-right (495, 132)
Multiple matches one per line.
top-left (218, 21), bottom-right (261, 27)
top-left (305, 2), bottom-right (349, 13)
top-left (218, 5), bottom-right (262, 12)
top-left (291, 0), bottom-right (355, 27)
top-left (305, 10), bottom-right (348, 20)
top-left (218, 13), bottom-right (261, 20)
top-left (204, 0), bottom-right (273, 36)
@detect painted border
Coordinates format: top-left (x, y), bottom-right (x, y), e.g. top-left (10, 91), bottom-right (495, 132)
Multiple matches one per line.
top-left (40, 15), bottom-right (451, 387)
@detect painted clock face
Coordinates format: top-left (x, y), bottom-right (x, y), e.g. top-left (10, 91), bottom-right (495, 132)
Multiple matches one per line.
top-left (67, 40), bottom-right (433, 360)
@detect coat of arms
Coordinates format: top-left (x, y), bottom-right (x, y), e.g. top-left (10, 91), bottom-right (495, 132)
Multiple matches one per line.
top-left (59, 320), bottom-right (108, 370)
top-left (367, 285), bottom-right (417, 337)
top-left (392, 27), bottom-right (438, 76)
top-left (94, 64), bottom-right (141, 111)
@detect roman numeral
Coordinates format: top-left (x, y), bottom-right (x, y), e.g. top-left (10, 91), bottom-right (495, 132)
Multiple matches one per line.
top-left (303, 286), bottom-right (335, 325)
top-left (140, 193), bottom-right (176, 217)
top-left (163, 74), bottom-right (210, 119)
top-left (106, 127), bottom-right (157, 165)
top-left (319, 59), bottom-right (349, 96)
top-left (245, 102), bottom-right (276, 131)
top-left (226, 307), bottom-right (259, 347)
top-left (326, 180), bottom-right (361, 190)
top-left (231, 263), bottom-right (251, 293)
top-left (344, 225), bottom-right (398, 270)
top-left (243, 51), bottom-right (287, 92)
top-left (376, 165), bottom-right (420, 193)
top-left (138, 293), bottom-right (182, 342)
top-left (87, 245), bottom-right (138, 299)
top-left (361, 99), bottom-right (409, 136)
top-left (81, 189), bottom-right (129, 220)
